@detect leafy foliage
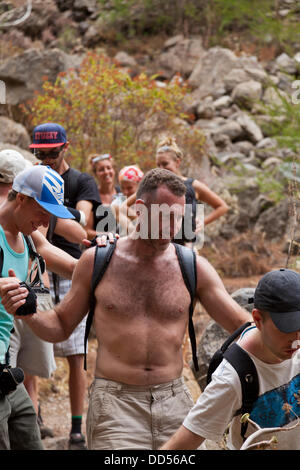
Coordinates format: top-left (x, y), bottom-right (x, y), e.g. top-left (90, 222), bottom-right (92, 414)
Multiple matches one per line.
top-left (251, 83), bottom-right (300, 202)
top-left (96, 0), bottom-right (300, 53)
top-left (23, 51), bottom-right (206, 172)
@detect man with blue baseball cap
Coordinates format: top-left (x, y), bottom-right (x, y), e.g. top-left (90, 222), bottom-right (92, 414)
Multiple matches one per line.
top-left (0, 164), bottom-right (78, 450)
top-left (13, 165), bottom-right (74, 220)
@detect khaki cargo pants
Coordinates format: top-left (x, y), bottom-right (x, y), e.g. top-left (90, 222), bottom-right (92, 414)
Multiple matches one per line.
top-left (87, 376), bottom-right (194, 450)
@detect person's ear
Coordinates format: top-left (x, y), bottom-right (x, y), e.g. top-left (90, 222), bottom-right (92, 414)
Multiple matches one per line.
top-left (252, 308), bottom-right (263, 330)
top-left (16, 193), bottom-right (26, 205)
top-left (135, 198), bottom-right (145, 216)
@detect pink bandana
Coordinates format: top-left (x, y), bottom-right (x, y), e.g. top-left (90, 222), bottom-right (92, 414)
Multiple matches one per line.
top-left (119, 165), bottom-right (144, 183)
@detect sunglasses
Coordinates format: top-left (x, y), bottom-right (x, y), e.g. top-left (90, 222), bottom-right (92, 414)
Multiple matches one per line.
top-left (34, 146), bottom-right (65, 160)
top-left (92, 153), bottom-right (112, 163)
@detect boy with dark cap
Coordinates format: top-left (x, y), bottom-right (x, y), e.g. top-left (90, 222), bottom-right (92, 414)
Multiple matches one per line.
top-left (29, 123), bottom-right (100, 449)
top-left (160, 268), bottom-right (300, 450)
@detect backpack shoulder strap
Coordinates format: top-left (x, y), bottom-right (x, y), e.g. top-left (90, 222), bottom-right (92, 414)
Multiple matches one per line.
top-left (173, 243), bottom-right (198, 371)
top-left (206, 321), bottom-right (253, 385)
top-left (223, 342), bottom-right (259, 440)
top-left (64, 168), bottom-right (81, 206)
top-left (83, 242), bottom-right (117, 370)
top-left (46, 215), bottom-right (58, 244)
top-left (24, 235), bottom-right (46, 275)
top-left (0, 246), bottom-right (3, 278)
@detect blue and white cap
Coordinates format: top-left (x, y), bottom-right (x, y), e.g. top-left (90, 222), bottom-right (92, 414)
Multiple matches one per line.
top-left (12, 165), bottom-right (74, 219)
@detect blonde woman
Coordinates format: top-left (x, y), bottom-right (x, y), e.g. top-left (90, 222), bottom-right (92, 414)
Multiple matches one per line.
top-left (87, 153), bottom-right (121, 239)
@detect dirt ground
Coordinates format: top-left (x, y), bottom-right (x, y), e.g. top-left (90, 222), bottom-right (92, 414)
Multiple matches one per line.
top-left (37, 274), bottom-right (263, 450)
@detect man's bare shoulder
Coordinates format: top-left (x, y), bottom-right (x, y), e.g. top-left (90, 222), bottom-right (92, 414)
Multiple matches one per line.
top-left (195, 253), bottom-right (226, 289)
top-left (72, 246), bottom-right (96, 282)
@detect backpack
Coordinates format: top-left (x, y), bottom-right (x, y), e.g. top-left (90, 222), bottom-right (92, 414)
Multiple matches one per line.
top-left (206, 322), bottom-right (259, 440)
top-left (63, 167), bottom-right (81, 207)
top-left (83, 241), bottom-right (198, 372)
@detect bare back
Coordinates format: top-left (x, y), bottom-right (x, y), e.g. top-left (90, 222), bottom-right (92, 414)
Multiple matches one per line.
top-left (93, 238), bottom-right (191, 385)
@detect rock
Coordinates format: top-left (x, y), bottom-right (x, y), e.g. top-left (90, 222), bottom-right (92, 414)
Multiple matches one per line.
top-left (211, 120), bottom-right (243, 140)
top-left (214, 151), bottom-right (246, 165)
top-left (212, 133), bottom-right (232, 151)
top-left (43, 437), bottom-right (69, 450)
top-left (231, 140), bottom-right (255, 156)
top-left (0, 48), bottom-right (84, 106)
top-left (163, 34), bottom-right (184, 49)
top-left (196, 96), bottom-right (215, 119)
top-left (254, 199), bottom-right (290, 241)
top-left (0, 117), bottom-right (30, 149)
top-left (114, 51), bottom-right (137, 68)
top-left (224, 68), bottom-right (250, 92)
top-left (247, 194), bottom-right (274, 219)
top-left (188, 47), bottom-right (238, 98)
top-left (262, 86), bottom-right (290, 106)
top-left (275, 52), bottom-right (297, 75)
top-left (235, 112), bottom-right (264, 143)
top-left (242, 66), bottom-right (269, 85)
top-left (192, 320), bottom-right (230, 390)
top-left (192, 288), bottom-right (255, 390)
top-left (157, 37), bottom-right (205, 79)
top-left (231, 288), bottom-right (256, 312)
top-left (213, 95), bottom-right (232, 110)
top-left (194, 117), bottom-right (227, 132)
top-left (256, 137), bottom-right (277, 149)
top-left (231, 80), bottom-right (262, 109)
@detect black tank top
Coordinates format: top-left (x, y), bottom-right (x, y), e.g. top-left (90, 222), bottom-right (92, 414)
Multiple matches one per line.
top-left (175, 178), bottom-right (197, 245)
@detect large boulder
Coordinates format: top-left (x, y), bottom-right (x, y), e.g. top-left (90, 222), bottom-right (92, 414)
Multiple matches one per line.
top-left (0, 117), bottom-right (30, 149)
top-left (0, 48), bottom-right (84, 106)
top-left (192, 288), bottom-right (255, 391)
top-left (231, 80), bottom-right (262, 109)
top-left (157, 35), bottom-right (205, 79)
top-left (188, 47), bottom-right (238, 98)
top-left (235, 112), bottom-right (264, 143)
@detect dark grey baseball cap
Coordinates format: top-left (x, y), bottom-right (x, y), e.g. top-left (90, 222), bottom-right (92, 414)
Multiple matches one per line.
top-left (253, 269), bottom-right (300, 333)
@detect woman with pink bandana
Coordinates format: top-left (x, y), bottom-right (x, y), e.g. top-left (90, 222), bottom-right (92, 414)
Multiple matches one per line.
top-left (112, 165), bottom-right (144, 236)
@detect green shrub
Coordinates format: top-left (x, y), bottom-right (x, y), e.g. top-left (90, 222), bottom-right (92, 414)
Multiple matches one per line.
top-left (23, 51), bottom-right (206, 172)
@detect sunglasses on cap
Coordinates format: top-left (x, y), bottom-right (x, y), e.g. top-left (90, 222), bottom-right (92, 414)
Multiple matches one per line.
top-left (92, 153), bottom-right (112, 163)
top-left (33, 145), bottom-right (65, 160)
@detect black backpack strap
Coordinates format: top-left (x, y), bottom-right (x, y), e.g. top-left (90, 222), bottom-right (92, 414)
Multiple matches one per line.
top-left (46, 215), bottom-right (58, 244)
top-left (83, 242), bottom-right (117, 370)
top-left (206, 321), bottom-right (253, 385)
top-left (173, 243), bottom-right (198, 371)
top-left (224, 342), bottom-right (259, 440)
top-left (0, 247), bottom-right (3, 277)
top-left (64, 168), bottom-right (81, 206)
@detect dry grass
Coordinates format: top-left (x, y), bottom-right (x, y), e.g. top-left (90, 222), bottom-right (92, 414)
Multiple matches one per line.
top-left (200, 231), bottom-right (284, 278)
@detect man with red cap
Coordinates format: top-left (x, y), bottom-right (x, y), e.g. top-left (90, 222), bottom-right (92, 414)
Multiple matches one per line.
top-left (29, 123), bottom-right (100, 449)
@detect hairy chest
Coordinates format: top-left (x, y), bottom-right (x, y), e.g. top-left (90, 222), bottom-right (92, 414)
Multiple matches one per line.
top-left (95, 255), bottom-right (191, 322)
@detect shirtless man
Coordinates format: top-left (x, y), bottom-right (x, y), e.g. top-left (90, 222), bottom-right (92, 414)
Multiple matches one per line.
top-left (0, 168), bottom-right (251, 450)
